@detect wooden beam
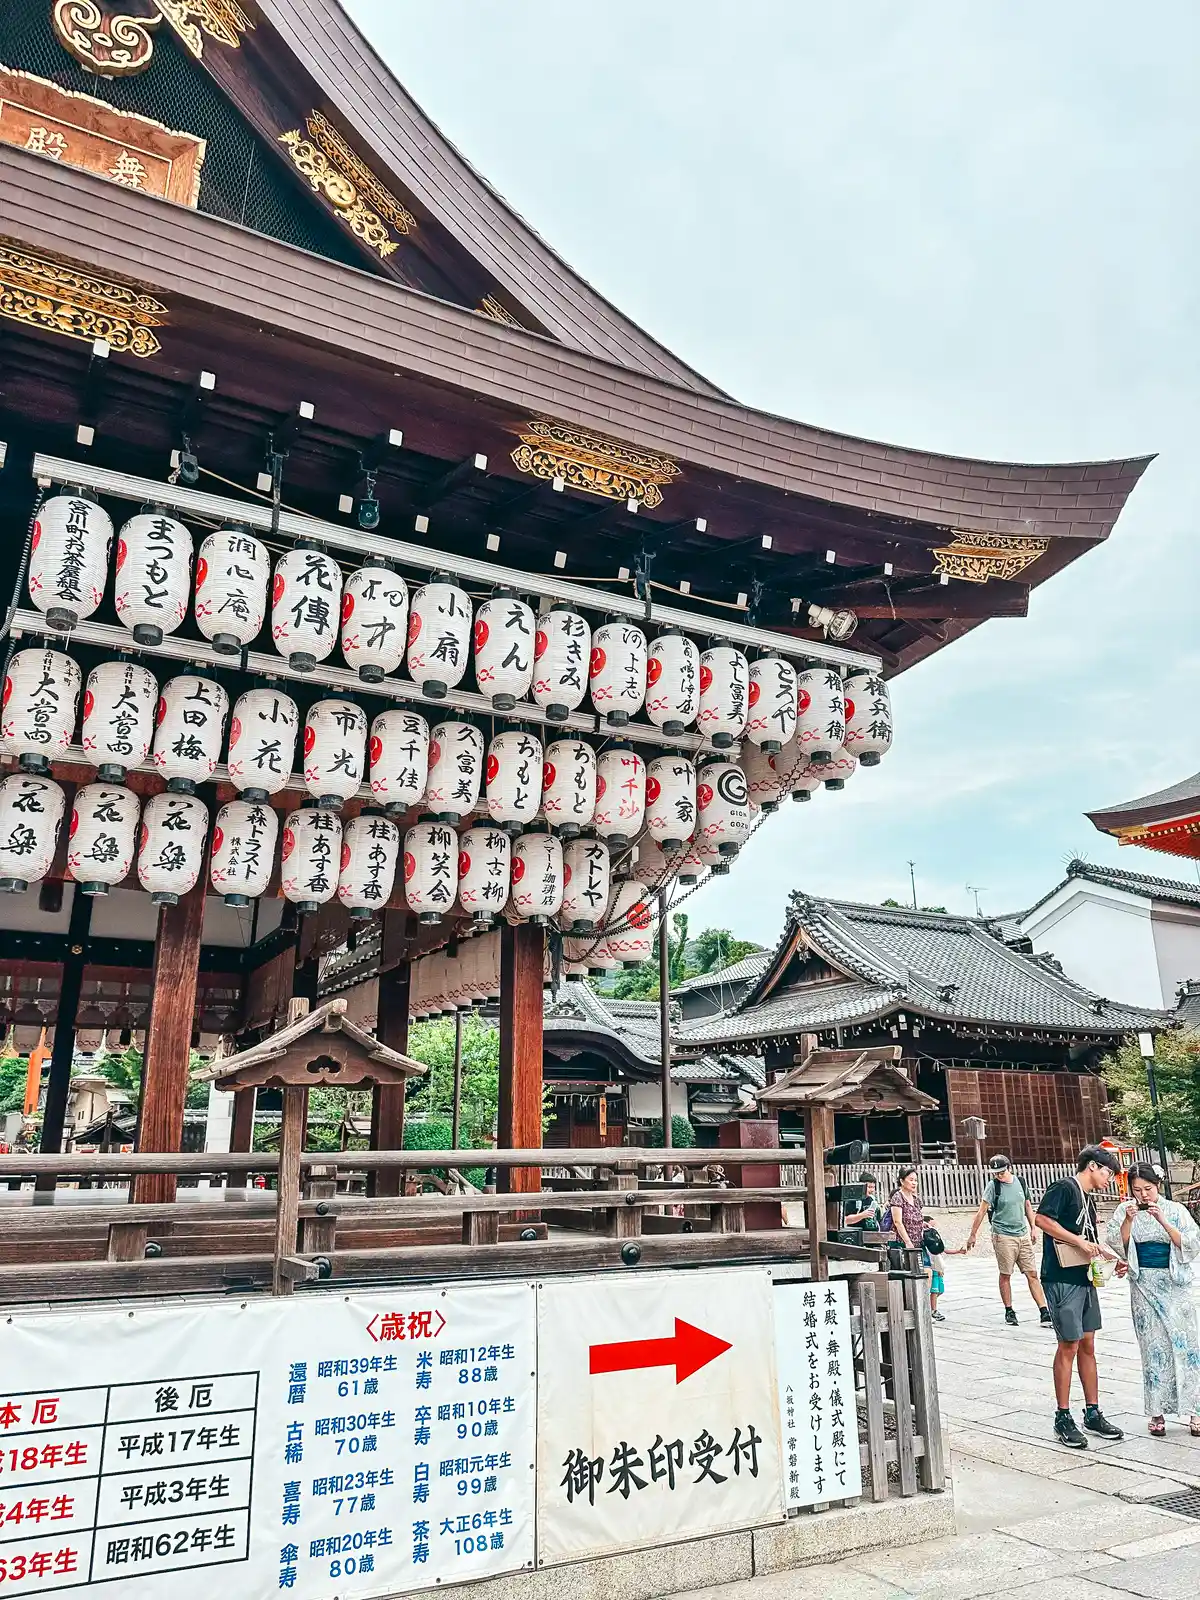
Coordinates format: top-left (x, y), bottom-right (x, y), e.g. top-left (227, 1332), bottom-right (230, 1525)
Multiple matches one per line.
top-left (369, 948), bottom-right (411, 1198)
top-left (131, 862), bottom-right (208, 1205)
top-left (906, 1113), bottom-right (923, 1165)
top-left (226, 1087), bottom-right (257, 1190)
top-left (273, 1086), bottom-right (306, 1296)
top-left (803, 1105), bottom-right (831, 1282)
top-left (499, 922), bottom-right (545, 1194)
top-left (36, 887), bottom-right (94, 1191)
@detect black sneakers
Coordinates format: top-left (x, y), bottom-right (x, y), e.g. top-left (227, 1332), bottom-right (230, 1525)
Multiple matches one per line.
top-left (1005, 1307), bottom-right (1018, 1326)
top-left (1039, 1307), bottom-right (1054, 1327)
top-left (1054, 1410), bottom-right (1088, 1449)
top-left (1083, 1407), bottom-right (1124, 1440)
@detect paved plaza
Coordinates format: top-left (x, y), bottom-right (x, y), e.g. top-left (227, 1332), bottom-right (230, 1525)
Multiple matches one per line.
top-left (668, 1253), bottom-right (1200, 1600)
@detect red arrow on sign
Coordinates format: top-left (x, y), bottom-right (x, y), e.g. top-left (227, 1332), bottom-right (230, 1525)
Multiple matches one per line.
top-left (589, 1318), bottom-right (732, 1384)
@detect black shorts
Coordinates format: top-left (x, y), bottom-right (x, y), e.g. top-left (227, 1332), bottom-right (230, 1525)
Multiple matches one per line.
top-left (1044, 1281), bottom-right (1101, 1342)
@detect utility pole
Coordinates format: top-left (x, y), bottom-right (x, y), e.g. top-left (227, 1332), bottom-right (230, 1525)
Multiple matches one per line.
top-left (966, 884), bottom-right (987, 918)
top-left (908, 861), bottom-right (918, 910)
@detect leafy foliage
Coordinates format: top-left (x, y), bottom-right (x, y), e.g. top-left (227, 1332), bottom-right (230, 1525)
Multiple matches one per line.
top-left (96, 1045), bottom-right (210, 1110)
top-left (1103, 1029), bottom-right (1200, 1160)
top-left (0, 1054), bottom-right (29, 1116)
top-left (690, 928), bottom-right (757, 974)
top-left (644, 1115), bottom-right (697, 1149)
top-left (404, 1014), bottom-right (501, 1149)
top-left (602, 920), bottom-right (757, 1001)
top-left (881, 898), bottom-right (948, 913)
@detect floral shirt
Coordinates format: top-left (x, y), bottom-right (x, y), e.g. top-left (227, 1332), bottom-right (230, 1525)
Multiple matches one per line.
top-left (887, 1188), bottom-right (925, 1247)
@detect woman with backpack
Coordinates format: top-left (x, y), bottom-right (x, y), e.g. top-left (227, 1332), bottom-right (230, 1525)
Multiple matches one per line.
top-left (965, 1153), bottom-right (1053, 1327)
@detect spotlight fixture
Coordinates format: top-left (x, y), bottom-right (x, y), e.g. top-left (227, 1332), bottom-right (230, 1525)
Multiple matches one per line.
top-left (357, 466), bottom-right (380, 531)
top-left (807, 602), bottom-right (858, 641)
top-left (177, 433), bottom-right (200, 487)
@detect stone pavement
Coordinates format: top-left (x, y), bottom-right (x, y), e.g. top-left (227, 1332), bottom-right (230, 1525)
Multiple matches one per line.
top-left (666, 1255), bottom-right (1200, 1600)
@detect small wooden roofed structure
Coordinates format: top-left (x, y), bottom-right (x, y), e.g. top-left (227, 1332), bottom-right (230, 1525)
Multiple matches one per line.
top-left (757, 1046), bottom-right (940, 1117)
top-left (1087, 771), bottom-right (1200, 862)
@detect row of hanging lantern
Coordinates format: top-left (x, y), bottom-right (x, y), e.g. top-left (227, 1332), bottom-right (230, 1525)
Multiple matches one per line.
top-left (26, 495), bottom-right (894, 757)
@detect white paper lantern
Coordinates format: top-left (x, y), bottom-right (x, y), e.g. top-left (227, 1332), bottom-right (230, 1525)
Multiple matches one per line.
top-left (485, 729), bottom-right (542, 831)
top-left (740, 741), bottom-right (785, 812)
top-left (473, 591), bottom-right (535, 710)
top-left (68, 782), bottom-right (139, 896)
top-left (114, 511), bottom-right (192, 645)
top-left (573, 931), bottom-right (617, 977)
top-left (340, 564), bottom-right (409, 683)
top-left (368, 709), bottom-right (429, 815)
top-left (0, 774), bottom-right (64, 893)
top-left (542, 738), bottom-right (596, 838)
top-left (338, 813), bottom-right (400, 918)
top-left (210, 799), bottom-right (278, 906)
top-left (631, 837), bottom-right (671, 886)
top-left (645, 756), bottom-right (697, 849)
top-left (81, 661), bottom-right (156, 782)
top-left (532, 606), bottom-right (590, 721)
top-left (843, 669), bottom-right (893, 767)
top-left (646, 632), bottom-right (700, 734)
top-left (137, 791), bottom-right (208, 904)
top-left (698, 646), bottom-right (750, 749)
top-left (150, 675), bottom-right (228, 793)
top-left (510, 831), bottom-right (564, 920)
top-left (1, 648), bottom-right (80, 772)
top-left (696, 760), bottom-right (754, 860)
top-left (404, 819), bottom-right (458, 923)
top-left (747, 655), bottom-right (798, 753)
top-left (593, 747), bottom-right (646, 846)
top-left (227, 688), bottom-right (298, 800)
top-left (270, 545), bottom-right (342, 671)
top-left (280, 807), bottom-right (342, 912)
top-left (303, 699), bottom-right (366, 807)
top-left (692, 826), bottom-right (730, 876)
top-left (604, 881), bottom-right (656, 967)
top-left (676, 840), bottom-right (704, 884)
top-left (426, 721), bottom-right (483, 821)
top-left (561, 837), bottom-right (612, 932)
top-left (457, 824), bottom-right (511, 922)
top-left (194, 526), bottom-right (270, 654)
top-left (774, 738), bottom-right (823, 803)
top-left (794, 667), bottom-right (845, 767)
top-left (477, 929), bottom-right (502, 1002)
top-left (823, 746), bottom-right (858, 791)
top-left (589, 621), bottom-right (647, 726)
top-left (407, 575), bottom-right (472, 698)
top-left (29, 491), bottom-right (113, 630)
top-left (409, 956), bottom-right (432, 1020)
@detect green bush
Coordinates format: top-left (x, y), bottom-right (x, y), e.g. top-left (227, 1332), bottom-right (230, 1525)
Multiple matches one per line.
top-left (645, 1115), bottom-right (697, 1149)
top-left (404, 1117), bottom-right (486, 1188)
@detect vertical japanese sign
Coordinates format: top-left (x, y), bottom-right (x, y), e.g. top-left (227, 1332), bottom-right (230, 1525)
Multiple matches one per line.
top-left (0, 1285), bottom-right (535, 1599)
top-left (535, 1269), bottom-right (783, 1564)
top-left (773, 1280), bottom-right (862, 1508)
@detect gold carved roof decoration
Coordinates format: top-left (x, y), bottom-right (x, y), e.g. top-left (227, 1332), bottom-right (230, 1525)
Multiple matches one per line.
top-left (511, 419), bottom-right (681, 508)
top-left (52, 2), bottom-right (159, 77)
top-left (931, 532), bottom-right (1049, 585)
top-left (150, 0), bottom-right (252, 59)
top-left (305, 113), bottom-right (415, 235)
top-left (279, 117), bottom-right (417, 259)
top-left (0, 238), bottom-right (166, 358)
top-left (478, 294), bottom-right (523, 328)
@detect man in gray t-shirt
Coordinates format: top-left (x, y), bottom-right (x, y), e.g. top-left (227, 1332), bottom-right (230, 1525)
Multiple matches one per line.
top-left (965, 1154), bottom-right (1052, 1327)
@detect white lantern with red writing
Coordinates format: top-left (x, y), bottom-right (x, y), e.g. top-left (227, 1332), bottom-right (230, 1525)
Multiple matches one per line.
top-left (210, 799), bottom-right (278, 907)
top-left (227, 688), bottom-right (298, 801)
top-left (646, 632), bottom-right (700, 735)
top-left (426, 721), bottom-right (483, 822)
top-left (632, 837), bottom-right (669, 886)
top-left (776, 737), bottom-right (823, 803)
top-left (368, 709), bottom-right (429, 815)
top-left (303, 699), bottom-right (366, 808)
top-left (593, 746), bottom-right (646, 846)
top-left (561, 836), bottom-right (611, 933)
top-left (151, 675), bottom-right (228, 793)
top-left (843, 669), bottom-right (893, 767)
top-left (0, 774), bottom-right (64, 894)
top-left (740, 741), bottom-right (785, 812)
top-left (28, 491), bottom-right (113, 631)
top-left (280, 807), bottom-right (342, 913)
top-left (485, 729), bottom-right (542, 832)
top-left (137, 791), bottom-right (208, 905)
top-left (338, 813), bottom-right (400, 918)
top-left (404, 819), bottom-right (459, 923)
top-left (68, 782), bottom-right (139, 896)
top-left (473, 591), bottom-right (535, 710)
top-left (747, 655), bottom-right (798, 753)
top-left (698, 645), bottom-right (749, 749)
top-left (542, 738), bottom-right (596, 838)
top-left (1, 648), bottom-right (80, 773)
top-left (340, 563), bottom-right (409, 683)
top-left (794, 667), bottom-right (845, 767)
top-left (194, 526), bottom-right (269, 654)
top-left (645, 756), bottom-right (696, 850)
top-left (589, 621), bottom-right (646, 726)
top-left (81, 660), bottom-right (156, 782)
top-left (604, 881), bottom-right (656, 967)
top-left (114, 510), bottom-right (192, 646)
top-left (271, 544), bottom-right (342, 672)
top-left (407, 574), bottom-right (472, 698)
top-left (510, 830), bottom-right (563, 921)
top-left (823, 746), bottom-right (858, 792)
top-left (696, 759), bottom-right (754, 861)
top-left (457, 823), bottom-right (511, 923)
top-left (676, 841), bottom-right (704, 884)
top-left (533, 605), bottom-right (590, 721)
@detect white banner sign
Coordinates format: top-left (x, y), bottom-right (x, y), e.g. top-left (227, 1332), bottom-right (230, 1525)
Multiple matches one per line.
top-left (535, 1268), bottom-right (784, 1564)
top-left (0, 1284), bottom-right (536, 1598)
top-left (774, 1279), bottom-right (862, 1507)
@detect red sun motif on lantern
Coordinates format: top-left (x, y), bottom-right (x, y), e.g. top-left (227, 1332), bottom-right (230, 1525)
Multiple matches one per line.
top-left (407, 612), bottom-right (422, 648)
top-left (699, 664), bottom-right (713, 694)
top-left (369, 736), bottom-right (383, 767)
top-left (1, 678), bottom-right (10, 712)
top-left (212, 828), bottom-right (225, 856)
top-left (31, 522), bottom-right (41, 553)
top-left (281, 828), bottom-right (295, 861)
top-left (69, 809), bottom-right (79, 839)
top-left (473, 619), bottom-right (489, 654)
top-left (229, 717), bottom-right (242, 749)
top-left (630, 901), bottom-right (652, 931)
top-left (195, 557), bottom-right (208, 591)
top-left (595, 775), bottom-right (607, 800)
top-left (272, 572), bottom-right (285, 606)
top-left (562, 863), bottom-right (572, 888)
top-left (303, 725), bottom-right (316, 757)
top-left (154, 696), bottom-right (167, 727)
top-left (341, 592), bottom-right (355, 624)
top-left (542, 762), bottom-right (556, 793)
top-left (645, 775), bottom-right (662, 804)
top-left (646, 656), bottom-right (663, 686)
top-left (458, 850), bottom-right (471, 878)
top-left (83, 690), bottom-right (95, 721)
top-left (843, 697), bottom-right (855, 725)
top-left (697, 783), bottom-right (714, 811)
top-left (116, 538), bottom-right (127, 571)
top-left (486, 753), bottom-right (500, 785)
top-left (404, 851), bottom-right (416, 882)
top-left (511, 856), bottom-right (526, 884)
top-left (534, 630), bottom-right (550, 662)
top-left (747, 679), bottom-right (761, 707)
top-left (340, 843), bottom-right (351, 871)
top-left (427, 740), bottom-right (441, 768)
top-left (796, 688), bottom-right (811, 714)
top-left (589, 646), bottom-right (606, 680)
top-left (138, 823), bottom-right (149, 853)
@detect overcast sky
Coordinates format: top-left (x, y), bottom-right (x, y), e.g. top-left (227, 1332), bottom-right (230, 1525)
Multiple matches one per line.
top-left (348, 0), bottom-right (1200, 943)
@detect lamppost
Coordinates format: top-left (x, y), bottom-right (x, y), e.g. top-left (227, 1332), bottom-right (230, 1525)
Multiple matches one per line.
top-left (1137, 1031), bottom-right (1173, 1198)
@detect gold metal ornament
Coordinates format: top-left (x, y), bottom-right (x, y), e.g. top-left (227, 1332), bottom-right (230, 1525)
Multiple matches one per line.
top-left (478, 294), bottom-right (522, 328)
top-left (0, 238), bottom-right (166, 356)
top-left (511, 418), bottom-right (680, 507)
top-left (931, 532), bottom-right (1050, 584)
top-left (51, 1), bottom-right (160, 77)
top-left (278, 121), bottom-right (413, 260)
top-left (149, 0), bottom-right (251, 58)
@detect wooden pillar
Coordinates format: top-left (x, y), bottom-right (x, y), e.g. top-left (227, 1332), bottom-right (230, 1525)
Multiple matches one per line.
top-left (906, 1113), bottom-right (923, 1166)
top-left (369, 961), bottom-right (410, 1197)
top-left (451, 1008), bottom-right (464, 1150)
top-left (498, 921), bottom-right (544, 1194)
top-left (273, 1085), bottom-right (306, 1296)
top-left (226, 1088), bottom-right (257, 1190)
top-left (36, 887), bottom-right (94, 1191)
top-left (132, 871), bottom-right (207, 1204)
top-left (804, 1105), bottom-right (832, 1282)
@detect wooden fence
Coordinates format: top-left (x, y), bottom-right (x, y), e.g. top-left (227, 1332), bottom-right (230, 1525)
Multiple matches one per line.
top-left (781, 1159), bottom-right (1078, 1209)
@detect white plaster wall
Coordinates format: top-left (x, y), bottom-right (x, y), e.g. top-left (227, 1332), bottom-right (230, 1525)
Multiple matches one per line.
top-left (1020, 884), bottom-right (1162, 1008)
top-left (1149, 903), bottom-right (1200, 1006)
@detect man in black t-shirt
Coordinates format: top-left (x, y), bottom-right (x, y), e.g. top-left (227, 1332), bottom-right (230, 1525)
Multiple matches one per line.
top-left (1035, 1146), bottom-right (1125, 1449)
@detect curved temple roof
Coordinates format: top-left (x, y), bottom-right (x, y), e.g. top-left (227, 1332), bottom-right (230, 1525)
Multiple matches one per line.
top-left (1087, 772), bottom-right (1200, 859)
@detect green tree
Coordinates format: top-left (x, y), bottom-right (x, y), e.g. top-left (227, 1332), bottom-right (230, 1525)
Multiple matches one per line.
top-left (404, 1015), bottom-right (500, 1149)
top-left (691, 928), bottom-right (758, 974)
top-left (645, 1115), bottom-right (697, 1149)
top-left (0, 1055), bottom-right (29, 1116)
top-left (1103, 1029), bottom-right (1200, 1160)
top-left (881, 898), bottom-right (947, 913)
top-left (99, 1046), bottom-right (211, 1110)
